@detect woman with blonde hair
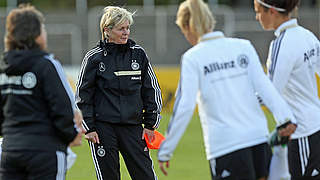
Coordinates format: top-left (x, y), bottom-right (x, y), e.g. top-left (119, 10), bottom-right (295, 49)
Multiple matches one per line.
top-left (254, 0), bottom-right (320, 179)
top-left (157, 0), bottom-right (296, 179)
top-left (76, 6), bottom-right (162, 180)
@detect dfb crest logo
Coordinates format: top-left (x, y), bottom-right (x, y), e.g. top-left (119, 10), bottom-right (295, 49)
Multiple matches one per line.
top-left (97, 146), bottom-right (106, 157)
top-left (237, 54), bottom-right (249, 68)
top-left (131, 60), bottom-right (139, 70)
top-left (22, 72), bottom-right (37, 89)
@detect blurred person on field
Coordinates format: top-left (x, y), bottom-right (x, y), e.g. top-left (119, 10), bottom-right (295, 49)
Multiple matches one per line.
top-left (0, 4), bottom-right (85, 180)
top-left (254, 0), bottom-right (320, 179)
top-left (76, 6), bottom-right (162, 180)
top-left (157, 0), bottom-right (297, 179)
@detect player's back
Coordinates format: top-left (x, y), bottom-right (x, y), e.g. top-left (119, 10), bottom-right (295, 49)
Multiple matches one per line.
top-left (183, 31), bottom-right (270, 159)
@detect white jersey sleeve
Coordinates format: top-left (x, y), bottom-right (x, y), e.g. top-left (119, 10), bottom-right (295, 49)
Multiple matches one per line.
top-left (246, 43), bottom-right (296, 125)
top-left (271, 36), bottom-right (298, 94)
top-left (316, 41), bottom-right (320, 75)
top-left (266, 40), bottom-right (273, 75)
top-left (158, 54), bottom-right (199, 162)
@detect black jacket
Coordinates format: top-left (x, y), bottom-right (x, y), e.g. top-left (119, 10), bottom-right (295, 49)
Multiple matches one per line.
top-left (0, 49), bottom-right (78, 152)
top-left (76, 39), bottom-right (162, 133)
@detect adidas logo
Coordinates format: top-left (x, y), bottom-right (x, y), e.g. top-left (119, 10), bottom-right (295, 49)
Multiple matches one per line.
top-left (312, 169), bottom-right (319, 176)
top-left (144, 147), bottom-right (148, 152)
top-left (221, 170), bottom-right (230, 178)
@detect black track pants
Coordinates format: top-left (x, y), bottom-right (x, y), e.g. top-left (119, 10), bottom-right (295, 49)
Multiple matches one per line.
top-left (89, 122), bottom-right (157, 180)
top-left (0, 150), bottom-right (66, 180)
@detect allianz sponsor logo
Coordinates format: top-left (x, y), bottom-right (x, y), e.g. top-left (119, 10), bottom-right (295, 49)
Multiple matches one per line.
top-left (304, 48), bottom-right (315, 62)
top-left (0, 73), bottom-right (34, 95)
top-left (0, 74), bottom-right (22, 86)
top-left (305, 44), bottom-right (320, 67)
top-left (204, 60), bottom-right (235, 75)
top-left (203, 54), bottom-right (249, 76)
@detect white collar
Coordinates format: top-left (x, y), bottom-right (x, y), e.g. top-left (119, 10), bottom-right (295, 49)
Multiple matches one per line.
top-left (274, 19), bottom-right (298, 37)
top-left (199, 31), bottom-right (225, 42)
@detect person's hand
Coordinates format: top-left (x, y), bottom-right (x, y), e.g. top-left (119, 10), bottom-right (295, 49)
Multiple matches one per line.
top-left (69, 132), bottom-right (83, 147)
top-left (142, 128), bottom-right (155, 142)
top-left (159, 160), bottom-right (170, 176)
top-left (85, 131), bottom-right (100, 144)
top-left (278, 123), bottom-right (297, 137)
top-left (69, 109), bottom-right (86, 147)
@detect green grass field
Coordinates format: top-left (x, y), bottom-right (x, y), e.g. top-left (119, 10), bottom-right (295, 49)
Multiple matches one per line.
top-left (67, 110), bottom-right (276, 180)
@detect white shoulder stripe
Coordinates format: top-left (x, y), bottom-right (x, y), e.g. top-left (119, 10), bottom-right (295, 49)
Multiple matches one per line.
top-left (44, 55), bottom-right (76, 109)
top-left (77, 47), bottom-right (102, 84)
top-left (83, 47), bottom-right (101, 60)
top-left (75, 48), bottom-right (103, 103)
top-left (270, 32), bottom-right (285, 81)
top-left (130, 45), bottom-right (145, 50)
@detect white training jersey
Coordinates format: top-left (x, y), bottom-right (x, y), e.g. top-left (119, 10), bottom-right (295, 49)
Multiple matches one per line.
top-left (158, 31), bottom-right (296, 161)
top-left (266, 19), bottom-right (320, 139)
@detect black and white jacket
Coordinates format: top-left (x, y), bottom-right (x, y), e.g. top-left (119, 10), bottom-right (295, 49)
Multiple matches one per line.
top-left (0, 49), bottom-right (78, 152)
top-left (76, 39), bottom-right (162, 133)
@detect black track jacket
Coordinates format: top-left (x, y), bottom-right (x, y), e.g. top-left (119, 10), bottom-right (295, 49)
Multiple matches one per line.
top-left (0, 49), bottom-right (78, 152)
top-left (76, 39), bottom-right (162, 133)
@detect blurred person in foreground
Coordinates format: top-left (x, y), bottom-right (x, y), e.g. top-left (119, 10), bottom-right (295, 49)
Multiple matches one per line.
top-left (157, 0), bottom-right (297, 179)
top-left (254, 0), bottom-right (320, 179)
top-left (76, 6), bottom-right (162, 180)
top-left (0, 4), bottom-right (85, 180)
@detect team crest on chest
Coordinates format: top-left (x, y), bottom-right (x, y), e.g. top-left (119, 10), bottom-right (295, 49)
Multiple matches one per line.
top-left (99, 62), bottom-right (106, 72)
top-left (131, 60), bottom-right (139, 70)
top-left (22, 72), bottom-right (37, 89)
top-left (97, 146), bottom-right (106, 157)
top-left (237, 54), bottom-right (249, 69)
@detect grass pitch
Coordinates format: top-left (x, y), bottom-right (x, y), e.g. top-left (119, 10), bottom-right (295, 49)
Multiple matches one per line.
top-left (67, 110), bottom-right (276, 180)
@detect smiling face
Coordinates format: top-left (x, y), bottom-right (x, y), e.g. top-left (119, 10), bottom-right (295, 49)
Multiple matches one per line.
top-left (254, 0), bottom-right (275, 30)
top-left (106, 20), bottom-right (130, 44)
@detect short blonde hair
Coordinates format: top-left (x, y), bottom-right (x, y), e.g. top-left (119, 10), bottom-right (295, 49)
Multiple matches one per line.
top-left (176, 0), bottom-right (216, 40)
top-left (100, 6), bottom-right (134, 40)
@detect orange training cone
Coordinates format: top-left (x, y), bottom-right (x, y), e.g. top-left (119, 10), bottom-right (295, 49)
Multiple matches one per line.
top-left (144, 130), bottom-right (165, 149)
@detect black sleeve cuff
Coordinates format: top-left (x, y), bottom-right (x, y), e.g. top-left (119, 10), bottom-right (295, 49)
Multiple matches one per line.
top-left (144, 124), bottom-right (155, 130)
top-left (85, 127), bottom-right (96, 134)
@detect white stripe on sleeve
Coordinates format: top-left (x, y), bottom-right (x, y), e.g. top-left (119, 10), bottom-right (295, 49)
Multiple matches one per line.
top-left (147, 63), bottom-right (162, 128)
top-left (45, 55), bottom-right (76, 109)
top-left (75, 47), bottom-right (103, 104)
top-left (56, 151), bottom-right (66, 180)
